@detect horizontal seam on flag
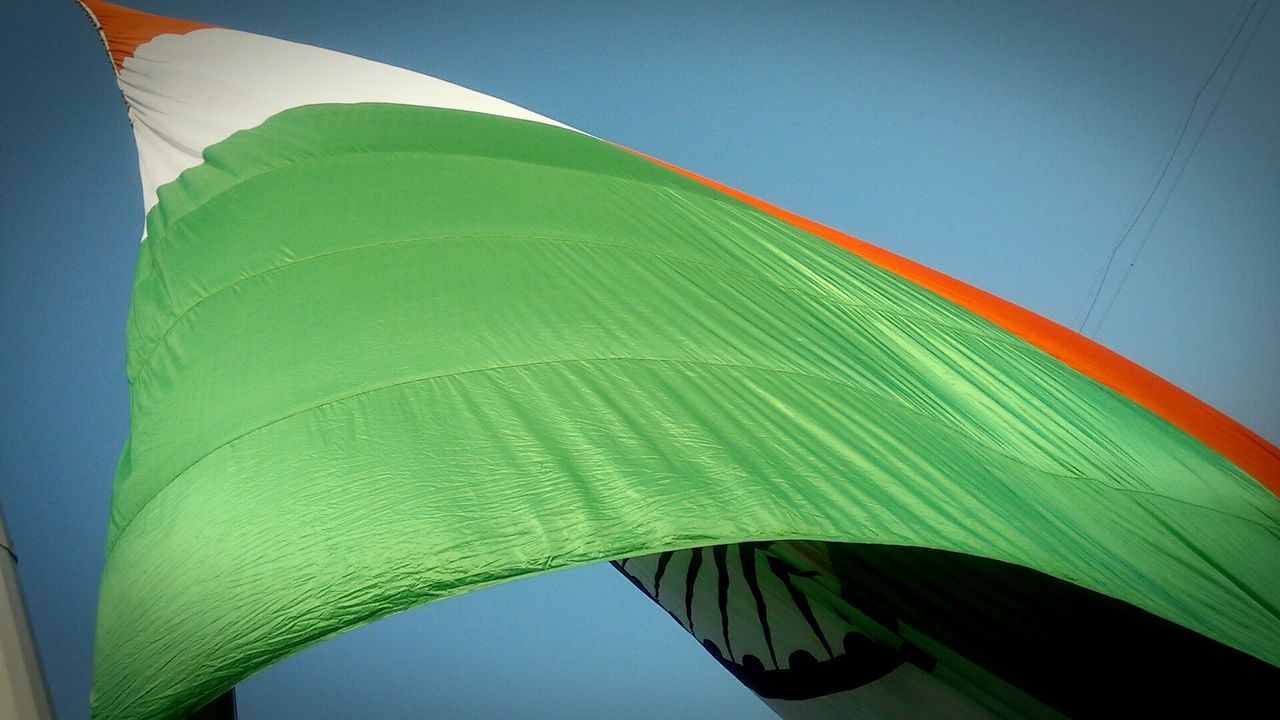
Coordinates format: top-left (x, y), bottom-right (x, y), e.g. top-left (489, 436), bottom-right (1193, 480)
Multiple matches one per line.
top-left (126, 232), bottom-right (1014, 384)
top-left (141, 132), bottom-right (702, 239)
top-left (1134, 502), bottom-right (1280, 623)
top-left (106, 354), bottom-right (1278, 558)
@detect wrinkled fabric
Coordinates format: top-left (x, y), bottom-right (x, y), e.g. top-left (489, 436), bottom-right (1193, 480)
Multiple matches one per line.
top-left (93, 103), bottom-right (1280, 719)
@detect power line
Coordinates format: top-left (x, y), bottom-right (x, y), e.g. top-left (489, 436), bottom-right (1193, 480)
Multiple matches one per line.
top-left (1077, 0), bottom-right (1264, 336)
top-left (1093, 0), bottom-right (1273, 330)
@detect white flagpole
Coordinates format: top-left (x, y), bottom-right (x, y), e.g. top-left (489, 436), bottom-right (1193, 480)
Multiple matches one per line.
top-left (0, 504), bottom-right (55, 719)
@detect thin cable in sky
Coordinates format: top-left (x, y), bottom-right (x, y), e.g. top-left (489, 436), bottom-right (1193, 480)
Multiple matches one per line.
top-left (1078, 0), bottom-right (1263, 337)
top-left (1093, 0), bottom-right (1273, 332)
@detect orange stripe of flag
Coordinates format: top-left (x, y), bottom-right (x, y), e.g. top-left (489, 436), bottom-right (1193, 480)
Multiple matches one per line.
top-left (78, 0), bottom-right (212, 72)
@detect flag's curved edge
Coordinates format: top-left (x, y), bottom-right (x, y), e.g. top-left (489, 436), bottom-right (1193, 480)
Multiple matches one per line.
top-left (622, 148), bottom-right (1280, 497)
top-left (117, 536), bottom-right (892, 717)
top-left (100, 529), bottom-right (1279, 720)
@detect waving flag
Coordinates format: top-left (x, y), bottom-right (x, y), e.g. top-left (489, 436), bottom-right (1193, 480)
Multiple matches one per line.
top-left (78, 2), bottom-right (1279, 718)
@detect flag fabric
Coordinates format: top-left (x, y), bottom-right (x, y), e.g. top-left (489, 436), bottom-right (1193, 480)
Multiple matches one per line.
top-left (78, 2), bottom-right (1280, 718)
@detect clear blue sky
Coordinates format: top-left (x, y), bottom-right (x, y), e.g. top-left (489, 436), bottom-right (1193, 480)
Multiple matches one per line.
top-left (2, 1), bottom-right (1277, 717)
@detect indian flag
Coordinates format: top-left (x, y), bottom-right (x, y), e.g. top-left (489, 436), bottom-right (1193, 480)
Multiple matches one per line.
top-left (79, 2), bottom-right (1279, 719)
